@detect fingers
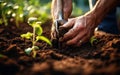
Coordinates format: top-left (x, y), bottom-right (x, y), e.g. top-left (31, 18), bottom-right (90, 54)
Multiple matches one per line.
top-left (62, 28), bottom-right (78, 42)
top-left (59, 15), bottom-right (95, 47)
top-left (59, 19), bottom-right (76, 41)
top-left (51, 24), bottom-right (56, 39)
top-left (60, 18), bottom-right (75, 29)
top-left (61, 19), bottom-right (85, 42)
top-left (75, 29), bottom-right (94, 47)
top-left (60, 16), bottom-right (90, 47)
top-left (76, 35), bottom-right (89, 47)
top-left (66, 29), bottom-right (86, 45)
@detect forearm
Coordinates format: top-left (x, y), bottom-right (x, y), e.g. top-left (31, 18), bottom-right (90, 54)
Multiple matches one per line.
top-left (85, 0), bottom-right (118, 27)
top-left (51, 0), bottom-right (72, 20)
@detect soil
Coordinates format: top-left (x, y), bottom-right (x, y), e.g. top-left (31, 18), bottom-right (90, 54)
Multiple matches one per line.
top-left (0, 21), bottom-right (120, 75)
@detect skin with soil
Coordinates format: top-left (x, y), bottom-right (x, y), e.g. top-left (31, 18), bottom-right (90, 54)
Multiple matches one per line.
top-left (0, 21), bottom-right (120, 75)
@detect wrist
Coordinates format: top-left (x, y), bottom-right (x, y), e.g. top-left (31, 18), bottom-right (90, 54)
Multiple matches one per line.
top-left (84, 0), bottom-right (118, 28)
top-left (84, 11), bottom-right (98, 29)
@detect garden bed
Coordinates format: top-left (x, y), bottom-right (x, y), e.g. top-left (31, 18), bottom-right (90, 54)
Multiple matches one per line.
top-left (0, 21), bottom-right (120, 75)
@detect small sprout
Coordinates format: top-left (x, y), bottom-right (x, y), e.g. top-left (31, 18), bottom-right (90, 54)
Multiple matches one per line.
top-left (21, 17), bottom-right (52, 58)
top-left (90, 36), bottom-right (98, 46)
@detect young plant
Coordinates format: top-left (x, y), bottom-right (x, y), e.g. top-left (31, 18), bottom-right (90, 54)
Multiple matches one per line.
top-left (21, 17), bottom-right (52, 58)
top-left (90, 36), bottom-right (98, 46)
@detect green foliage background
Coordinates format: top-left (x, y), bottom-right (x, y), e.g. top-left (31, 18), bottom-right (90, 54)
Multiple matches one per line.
top-left (0, 0), bottom-right (51, 25)
top-left (0, 0), bottom-right (89, 25)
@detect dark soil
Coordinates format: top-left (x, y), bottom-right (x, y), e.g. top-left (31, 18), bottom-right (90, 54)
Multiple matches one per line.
top-left (0, 21), bottom-right (120, 75)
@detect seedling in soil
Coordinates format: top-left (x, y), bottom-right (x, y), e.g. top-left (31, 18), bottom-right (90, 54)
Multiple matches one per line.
top-left (21, 17), bottom-right (52, 58)
top-left (90, 36), bottom-right (98, 46)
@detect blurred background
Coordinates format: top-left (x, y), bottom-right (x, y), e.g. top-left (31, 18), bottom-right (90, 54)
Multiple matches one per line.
top-left (0, 0), bottom-right (89, 26)
top-left (0, 0), bottom-right (120, 27)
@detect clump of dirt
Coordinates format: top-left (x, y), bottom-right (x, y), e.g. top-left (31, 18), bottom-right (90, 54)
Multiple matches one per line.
top-left (0, 22), bottom-right (120, 75)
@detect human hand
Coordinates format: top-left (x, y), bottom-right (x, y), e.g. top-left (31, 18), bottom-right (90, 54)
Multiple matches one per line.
top-left (52, 0), bottom-right (118, 47)
top-left (60, 14), bottom-right (97, 47)
top-left (51, 0), bottom-right (72, 20)
top-left (51, 0), bottom-right (72, 44)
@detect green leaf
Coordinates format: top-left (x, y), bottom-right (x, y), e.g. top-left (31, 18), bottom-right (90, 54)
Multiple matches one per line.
top-left (28, 17), bottom-right (37, 26)
top-left (90, 36), bottom-right (97, 46)
top-left (36, 36), bottom-right (52, 46)
top-left (25, 48), bottom-right (32, 55)
top-left (32, 46), bottom-right (39, 50)
top-left (34, 24), bottom-right (43, 35)
top-left (21, 32), bottom-right (33, 39)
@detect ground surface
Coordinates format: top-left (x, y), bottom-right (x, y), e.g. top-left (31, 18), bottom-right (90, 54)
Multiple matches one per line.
top-left (0, 21), bottom-right (120, 75)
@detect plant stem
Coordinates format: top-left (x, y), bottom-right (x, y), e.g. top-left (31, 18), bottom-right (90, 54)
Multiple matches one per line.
top-left (32, 26), bottom-right (37, 58)
top-left (33, 26), bottom-right (36, 47)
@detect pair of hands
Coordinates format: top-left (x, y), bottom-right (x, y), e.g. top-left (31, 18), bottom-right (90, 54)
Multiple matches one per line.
top-left (51, 0), bottom-right (96, 47)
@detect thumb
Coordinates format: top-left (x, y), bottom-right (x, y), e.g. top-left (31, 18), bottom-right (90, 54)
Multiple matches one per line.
top-left (59, 19), bottom-right (75, 37)
top-left (60, 18), bottom-right (75, 29)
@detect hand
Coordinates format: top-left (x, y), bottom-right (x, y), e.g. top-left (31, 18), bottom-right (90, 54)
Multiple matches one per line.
top-left (60, 14), bottom-right (97, 47)
top-left (59, 0), bottom-right (118, 47)
top-left (51, 0), bottom-right (72, 41)
top-left (51, 0), bottom-right (72, 20)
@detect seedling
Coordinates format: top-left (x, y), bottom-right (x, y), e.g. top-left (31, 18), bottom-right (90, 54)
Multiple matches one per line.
top-left (90, 36), bottom-right (98, 46)
top-left (21, 17), bottom-right (52, 58)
